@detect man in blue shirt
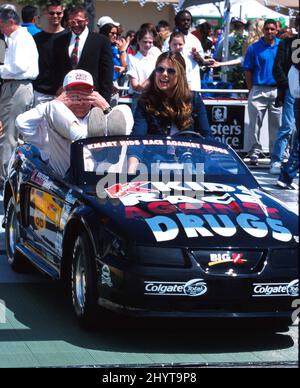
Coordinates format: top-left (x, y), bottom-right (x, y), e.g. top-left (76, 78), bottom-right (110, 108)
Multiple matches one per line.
top-left (21, 5), bottom-right (41, 36)
top-left (243, 19), bottom-right (282, 165)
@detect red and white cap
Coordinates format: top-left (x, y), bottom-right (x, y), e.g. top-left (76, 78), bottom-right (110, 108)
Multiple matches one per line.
top-left (63, 69), bottom-right (94, 89)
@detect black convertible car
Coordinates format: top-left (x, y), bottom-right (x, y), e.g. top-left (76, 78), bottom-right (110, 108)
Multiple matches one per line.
top-left (2, 134), bottom-right (298, 329)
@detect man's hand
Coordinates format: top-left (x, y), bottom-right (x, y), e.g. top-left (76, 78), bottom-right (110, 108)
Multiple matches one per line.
top-left (191, 47), bottom-right (204, 64)
top-left (204, 58), bottom-right (216, 66)
top-left (83, 91), bottom-right (110, 111)
top-left (56, 89), bottom-right (110, 112)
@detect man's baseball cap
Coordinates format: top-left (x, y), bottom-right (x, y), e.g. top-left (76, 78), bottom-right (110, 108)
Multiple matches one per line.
top-left (63, 69), bottom-right (94, 89)
top-left (97, 16), bottom-right (120, 29)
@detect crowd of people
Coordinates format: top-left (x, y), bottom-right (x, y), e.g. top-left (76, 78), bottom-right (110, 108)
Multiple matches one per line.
top-left (0, 1), bottom-right (299, 190)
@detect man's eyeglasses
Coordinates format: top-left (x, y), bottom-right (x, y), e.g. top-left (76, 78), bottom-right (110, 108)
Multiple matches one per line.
top-left (155, 66), bottom-right (176, 76)
top-left (48, 11), bottom-right (63, 16)
top-left (69, 19), bottom-right (87, 26)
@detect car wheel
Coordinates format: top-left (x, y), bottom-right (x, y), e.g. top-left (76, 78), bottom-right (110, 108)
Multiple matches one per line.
top-left (71, 231), bottom-right (99, 328)
top-left (5, 197), bottom-right (29, 272)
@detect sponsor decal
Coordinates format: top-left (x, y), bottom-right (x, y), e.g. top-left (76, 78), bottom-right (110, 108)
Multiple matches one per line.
top-left (144, 279), bottom-right (207, 297)
top-left (252, 279), bottom-right (299, 297)
top-left (31, 171), bottom-right (53, 190)
top-left (105, 181), bottom-right (293, 243)
top-left (86, 138), bottom-right (228, 153)
top-left (101, 265), bottom-right (113, 288)
top-left (105, 181), bottom-right (158, 199)
top-left (33, 208), bottom-right (46, 230)
top-left (212, 106), bottom-right (227, 122)
top-left (145, 213), bottom-right (292, 243)
top-left (208, 252), bottom-right (247, 266)
top-left (208, 105), bottom-right (244, 149)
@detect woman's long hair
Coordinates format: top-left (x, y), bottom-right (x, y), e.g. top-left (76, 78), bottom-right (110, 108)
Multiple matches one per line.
top-left (139, 52), bottom-right (193, 130)
top-left (242, 19), bottom-right (264, 56)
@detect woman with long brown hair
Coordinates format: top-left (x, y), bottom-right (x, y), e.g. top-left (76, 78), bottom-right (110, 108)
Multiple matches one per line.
top-left (128, 51), bottom-right (212, 171)
top-left (131, 51), bottom-right (211, 136)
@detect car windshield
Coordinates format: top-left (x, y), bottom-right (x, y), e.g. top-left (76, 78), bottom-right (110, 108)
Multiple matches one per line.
top-left (74, 136), bottom-right (257, 188)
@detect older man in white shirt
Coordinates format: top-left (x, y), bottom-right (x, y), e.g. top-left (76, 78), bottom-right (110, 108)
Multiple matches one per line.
top-left (0, 7), bottom-right (39, 188)
top-left (16, 69), bottom-right (133, 177)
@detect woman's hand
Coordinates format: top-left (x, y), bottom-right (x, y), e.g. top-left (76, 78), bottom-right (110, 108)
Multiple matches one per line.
top-left (116, 36), bottom-right (129, 52)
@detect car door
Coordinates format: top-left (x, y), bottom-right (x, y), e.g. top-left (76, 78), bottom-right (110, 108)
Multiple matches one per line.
top-left (25, 170), bottom-right (69, 271)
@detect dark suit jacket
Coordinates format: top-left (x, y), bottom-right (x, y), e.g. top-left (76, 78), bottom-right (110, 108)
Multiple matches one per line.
top-left (273, 37), bottom-right (297, 105)
top-left (53, 30), bottom-right (113, 102)
top-left (273, 37), bottom-right (297, 89)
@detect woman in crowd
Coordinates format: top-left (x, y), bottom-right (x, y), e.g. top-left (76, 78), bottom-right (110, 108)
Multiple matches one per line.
top-left (128, 52), bottom-right (212, 172)
top-left (169, 31), bottom-right (211, 136)
top-left (127, 27), bottom-right (161, 113)
top-left (98, 22), bottom-right (128, 107)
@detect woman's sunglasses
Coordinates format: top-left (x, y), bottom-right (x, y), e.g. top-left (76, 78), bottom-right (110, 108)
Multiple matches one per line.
top-left (155, 66), bottom-right (176, 76)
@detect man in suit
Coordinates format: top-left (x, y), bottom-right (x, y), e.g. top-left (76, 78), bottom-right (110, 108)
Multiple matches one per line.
top-left (52, 5), bottom-right (113, 103)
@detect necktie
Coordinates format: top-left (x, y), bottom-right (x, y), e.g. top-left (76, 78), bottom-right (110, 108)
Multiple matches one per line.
top-left (70, 35), bottom-right (80, 68)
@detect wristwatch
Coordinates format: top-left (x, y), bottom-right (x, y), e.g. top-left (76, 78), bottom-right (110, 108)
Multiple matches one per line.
top-left (103, 106), bottom-right (112, 115)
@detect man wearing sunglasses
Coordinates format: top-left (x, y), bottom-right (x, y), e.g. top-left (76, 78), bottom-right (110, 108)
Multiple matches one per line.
top-left (33, 0), bottom-right (67, 106)
top-left (52, 5), bottom-right (113, 104)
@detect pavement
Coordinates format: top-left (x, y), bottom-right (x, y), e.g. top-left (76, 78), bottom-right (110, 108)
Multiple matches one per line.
top-left (0, 167), bottom-right (298, 368)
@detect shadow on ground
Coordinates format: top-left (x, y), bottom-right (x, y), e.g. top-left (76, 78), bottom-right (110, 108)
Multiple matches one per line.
top-left (0, 282), bottom-right (295, 356)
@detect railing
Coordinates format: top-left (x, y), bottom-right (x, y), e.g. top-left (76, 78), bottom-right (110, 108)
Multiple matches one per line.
top-left (118, 87), bottom-right (250, 104)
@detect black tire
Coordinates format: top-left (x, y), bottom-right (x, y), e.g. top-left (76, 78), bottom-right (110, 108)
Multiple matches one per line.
top-left (71, 231), bottom-right (99, 328)
top-left (5, 197), bottom-right (29, 272)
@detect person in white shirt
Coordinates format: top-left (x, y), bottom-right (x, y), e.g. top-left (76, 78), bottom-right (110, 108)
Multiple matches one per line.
top-left (169, 31), bottom-right (211, 136)
top-left (163, 10), bottom-right (206, 64)
top-left (169, 30), bottom-right (201, 92)
top-left (16, 69), bottom-right (133, 177)
top-left (0, 7), bottom-right (39, 188)
top-left (127, 27), bottom-right (161, 113)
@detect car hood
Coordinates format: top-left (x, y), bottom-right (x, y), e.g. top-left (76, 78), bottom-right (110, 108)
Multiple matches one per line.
top-left (91, 181), bottom-right (298, 248)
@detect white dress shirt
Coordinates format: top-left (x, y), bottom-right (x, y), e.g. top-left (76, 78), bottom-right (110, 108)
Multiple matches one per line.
top-left (127, 47), bottom-right (161, 94)
top-left (163, 32), bottom-right (204, 58)
top-left (16, 100), bottom-right (88, 176)
top-left (0, 27), bottom-right (39, 80)
top-left (68, 27), bottom-right (89, 63)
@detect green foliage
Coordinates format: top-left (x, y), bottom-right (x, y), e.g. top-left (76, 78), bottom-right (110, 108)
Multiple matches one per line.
top-left (15, 0), bottom-right (84, 8)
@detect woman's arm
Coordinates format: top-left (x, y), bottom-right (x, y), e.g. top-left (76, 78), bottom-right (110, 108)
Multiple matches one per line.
top-left (131, 101), bottom-right (149, 136)
top-left (210, 57), bottom-right (242, 68)
top-left (129, 75), bottom-right (149, 93)
top-left (192, 92), bottom-right (212, 138)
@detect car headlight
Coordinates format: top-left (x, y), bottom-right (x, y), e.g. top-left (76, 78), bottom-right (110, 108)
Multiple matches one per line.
top-left (135, 246), bottom-right (187, 267)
